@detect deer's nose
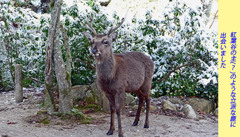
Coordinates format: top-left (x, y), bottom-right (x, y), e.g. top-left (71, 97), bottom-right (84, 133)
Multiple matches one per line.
top-left (92, 46), bottom-right (98, 54)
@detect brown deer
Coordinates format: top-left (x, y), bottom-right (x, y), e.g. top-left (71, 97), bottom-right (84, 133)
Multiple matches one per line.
top-left (83, 13), bottom-right (154, 137)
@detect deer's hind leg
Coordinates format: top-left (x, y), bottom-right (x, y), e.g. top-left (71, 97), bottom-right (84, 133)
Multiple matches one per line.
top-left (140, 80), bottom-right (152, 128)
top-left (132, 90), bottom-right (145, 126)
top-left (144, 94), bottom-right (150, 128)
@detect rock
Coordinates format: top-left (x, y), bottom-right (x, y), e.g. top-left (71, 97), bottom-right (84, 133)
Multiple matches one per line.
top-left (71, 85), bottom-right (89, 102)
top-left (84, 90), bottom-right (96, 103)
top-left (90, 81), bottom-right (104, 103)
top-left (130, 104), bottom-right (157, 112)
top-left (186, 98), bottom-right (215, 114)
top-left (73, 81), bottom-right (136, 112)
top-left (102, 93), bottom-right (110, 112)
top-left (167, 98), bottom-right (185, 106)
top-left (83, 81), bottom-right (104, 104)
top-left (80, 81), bottom-right (108, 112)
top-left (162, 100), bottom-right (177, 112)
top-left (149, 105), bottom-right (158, 111)
top-left (166, 97), bottom-right (216, 114)
top-left (213, 108), bottom-right (218, 117)
top-left (87, 81), bottom-right (135, 111)
top-left (132, 105), bottom-right (139, 110)
top-left (123, 93), bottom-right (135, 106)
top-left (182, 104), bottom-right (197, 119)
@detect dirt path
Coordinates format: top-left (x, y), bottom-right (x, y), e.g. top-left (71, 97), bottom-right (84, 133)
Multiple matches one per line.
top-left (0, 90), bottom-right (218, 137)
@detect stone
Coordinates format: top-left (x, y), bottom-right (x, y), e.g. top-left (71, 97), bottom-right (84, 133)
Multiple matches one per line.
top-left (80, 81), bottom-right (105, 110)
top-left (84, 90), bottom-right (102, 104)
top-left (71, 85), bottom-right (89, 102)
top-left (80, 81), bottom-right (107, 111)
top-left (213, 108), bottom-right (218, 117)
top-left (130, 104), bottom-right (157, 112)
top-left (132, 105), bottom-right (139, 110)
top-left (182, 104), bottom-right (197, 119)
top-left (162, 100), bottom-right (177, 112)
top-left (167, 98), bottom-right (185, 106)
top-left (123, 93), bottom-right (135, 106)
top-left (86, 81), bottom-right (136, 111)
top-left (149, 105), bottom-right (158, 111)
top-left (84, 90), bottom-right (94, 103)
top-left (102, 93), bottom-right (110, 112)
top-left (73, 81), bottom-right (136, 112)
top-left (186, 98), bottom-right (215, 114)
top-left (90, 81), bottom-right (104, 103)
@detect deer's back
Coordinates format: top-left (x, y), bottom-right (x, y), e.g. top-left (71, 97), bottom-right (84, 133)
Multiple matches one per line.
top-left (112, 51), bottom-right (154, 92)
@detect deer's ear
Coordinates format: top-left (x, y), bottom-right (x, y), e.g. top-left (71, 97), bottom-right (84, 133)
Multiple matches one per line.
top-left (83, 31), bottom-right (93, 43)
top-left (110, 31), bottom-right (118, 42)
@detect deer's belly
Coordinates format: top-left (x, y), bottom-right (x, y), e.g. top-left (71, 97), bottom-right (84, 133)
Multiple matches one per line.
top-left (124, 76), bottom-right (145, 92)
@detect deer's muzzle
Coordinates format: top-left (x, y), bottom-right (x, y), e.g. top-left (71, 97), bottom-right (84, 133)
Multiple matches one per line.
top-left (92, 46), bottom-right (101, 57)
top-left (92, 46), bottom-right (98, 54)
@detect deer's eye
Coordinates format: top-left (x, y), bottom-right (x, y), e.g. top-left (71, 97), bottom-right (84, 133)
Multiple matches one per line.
top-left (103, 40), bottom-right (108, 44)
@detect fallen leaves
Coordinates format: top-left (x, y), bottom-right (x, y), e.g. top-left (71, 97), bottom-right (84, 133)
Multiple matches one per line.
top-left (7, 121), bottom-right (17, 124)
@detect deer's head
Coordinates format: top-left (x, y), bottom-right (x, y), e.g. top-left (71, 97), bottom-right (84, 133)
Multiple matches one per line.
top-left (83, 14), bottom-right (126, 63)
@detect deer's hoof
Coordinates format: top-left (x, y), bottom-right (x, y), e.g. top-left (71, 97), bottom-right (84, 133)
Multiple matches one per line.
top-left (118, 133), bottom-right (124, 137)
top-left (132, 122), bottom-right (138, 126)
top-left (144, 124), bottom-right (149, 128)
top-left (106, 130), bottom-right (114, 135)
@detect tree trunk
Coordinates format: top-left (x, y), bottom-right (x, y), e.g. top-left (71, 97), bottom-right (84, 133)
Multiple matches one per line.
top-left (60, 24), bottom-right (72, 87)
top-left (44, 0), bottom-right (72, 114)
top-left (15, 64), bottom-right (23, 103)
top-left (44, 0), bottom-right (63, 114)
top-left (52, 0), bottom-right (73, 113)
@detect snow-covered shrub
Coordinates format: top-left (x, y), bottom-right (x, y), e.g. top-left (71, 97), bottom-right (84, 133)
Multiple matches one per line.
top-left (0, 0), bottom-right (44, 87)
top-left (133, 1), bottom-right (218, 100)
top-left (148, 1), bottom-right (218, 100)
top-left (62, 1), bottom-right (217, 101)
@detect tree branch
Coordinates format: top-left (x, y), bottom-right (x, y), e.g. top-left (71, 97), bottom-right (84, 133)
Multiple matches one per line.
top-left (158, 63), bottom-right (191, 83)
top-left (123, 40), bottom-right (127, 53)
top-left (74, 58), bottom-right (96, 69)
top-left (209, 10), bottom-right (218, 29)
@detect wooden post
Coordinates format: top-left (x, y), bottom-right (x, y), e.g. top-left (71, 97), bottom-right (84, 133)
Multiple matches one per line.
top-left (15, 64), bottom-right (23, 103)
top-left (0, 68), bottom-right (3, 92)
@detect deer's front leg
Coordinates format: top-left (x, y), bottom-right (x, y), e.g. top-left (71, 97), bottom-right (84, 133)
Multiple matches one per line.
top-left (115, 92), bottom-right (124, 137)
top-left (106, 94), bottom-right (115, 135)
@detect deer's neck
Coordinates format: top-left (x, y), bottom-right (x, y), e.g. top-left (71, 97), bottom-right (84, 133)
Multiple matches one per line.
top-left (96, 54), bottom-right (115, 81)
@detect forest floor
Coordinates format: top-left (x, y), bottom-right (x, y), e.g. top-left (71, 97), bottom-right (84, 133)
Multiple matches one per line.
top-left (0, 89), bottom-right (218, 137)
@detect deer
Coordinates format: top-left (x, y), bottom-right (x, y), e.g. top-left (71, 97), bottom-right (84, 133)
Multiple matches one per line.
top-left (83, 12), bottom-right (154, 137)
